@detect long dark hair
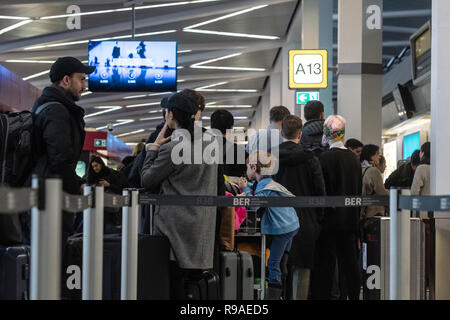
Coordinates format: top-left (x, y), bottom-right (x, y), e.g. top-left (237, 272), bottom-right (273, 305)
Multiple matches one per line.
top-left (87, 156), bottom-right (109, 184)
top-left (360, 144), bottom-right (380, 164)
top-left (420, 142), bottom-right (430, 165)
top-left (169, 106), bottom-right (196, 141)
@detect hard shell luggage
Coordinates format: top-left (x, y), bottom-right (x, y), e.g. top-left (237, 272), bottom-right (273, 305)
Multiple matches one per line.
top-left (62, 233), bottom-right (170, 300)
top-left (362, 216), bottom-right (425, 300)
top-left (0, 245), bottom-right (30, 300)
top-left (185, 270), bottom-right (220, 300)
top-left (220, 251), bottom-right (254, 300)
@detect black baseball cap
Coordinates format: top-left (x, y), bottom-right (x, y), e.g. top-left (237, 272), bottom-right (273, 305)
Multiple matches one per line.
top-left (166, 92), bottom-right (197, 115)
top-left (49, 57), bottom-right (96, 83)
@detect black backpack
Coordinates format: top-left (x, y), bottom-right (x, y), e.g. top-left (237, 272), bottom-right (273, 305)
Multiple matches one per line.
top-left (0, 102), bottom-right (53, 187)
top-left (0, 103), bottom-right (52, 245)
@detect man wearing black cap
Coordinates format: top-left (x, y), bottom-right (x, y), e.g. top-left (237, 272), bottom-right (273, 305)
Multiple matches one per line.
top-left (27, 57), bottom-right (95, 239)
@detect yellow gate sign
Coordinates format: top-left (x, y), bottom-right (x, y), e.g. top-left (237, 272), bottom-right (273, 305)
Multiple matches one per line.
top-left (289, 49), bottom-right (328, 89)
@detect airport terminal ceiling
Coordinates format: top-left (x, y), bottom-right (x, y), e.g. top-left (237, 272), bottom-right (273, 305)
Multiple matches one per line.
top-left (0, 0), bottom-right (431, 143)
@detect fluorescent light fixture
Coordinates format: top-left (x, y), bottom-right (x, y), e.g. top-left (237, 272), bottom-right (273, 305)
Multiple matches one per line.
top-left (96, 119), bottom-right (134, 130)
top-left (148, 109), bottom-right (163, 114)
top-left (206, 101), bottom-right (217, 106)
top-left (23, 69), bottom-right (50, 81)
top-left (183, 5), bottom-right (279, 41)
top-left (184, 29), bottom-right (279, 40)
top-left (123, 94), bottom-right (147, 100)
top-left (205, 104), bottom-right (253, 108)
top-left (192, 65), bottom-right (266, 71)
top-left (202, 116), bottom-right (211, 120)
top-left (234, 127), bottom-right (247, 130)
top-left (0, 15), bottom-right (31, 20)
top-left (82, 91), bottom-right (93, 96)
top-left (84, 106), bottom-right (122, 119)
top-left (40, 1), bottom-right (219, 20)
top-left (126, 102), bottom-right (161, 108)
top-left (6, 59), bottom-right (55, 64)
top-left (116, 129), bottom-right (145, 138)
top-left (140, 116), bottom-right (164, 121)
top-left (196, 82), bottom-right (228, 90)
top-left (184, 5), bottom-right (268, 29)
top-left (0, 20), bottom-right (32, 35)
top-left (177, 66), bottom-right (184, 69)
top-left (25, 30), bottom-right (176, 50)
top-left (177, 50), bottom-right (192, 54)
top-left (234, 116), bottom-right (248, 120)
top-left (197, 89), bottom-right (258, 92)
top-left (190, 52), bottom-right (265, 72)
top-left (148, 92), bottom-right (172, 96)
top-left (177, 79), bottom-right (185, 83)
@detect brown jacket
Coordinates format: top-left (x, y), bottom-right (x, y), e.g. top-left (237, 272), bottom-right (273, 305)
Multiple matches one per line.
top-left (361, 165), bottom-right (389, 219)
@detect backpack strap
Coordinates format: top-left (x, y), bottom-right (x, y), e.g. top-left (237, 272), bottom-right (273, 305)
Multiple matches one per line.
top-left (34, 102), bottom-right (56, 115)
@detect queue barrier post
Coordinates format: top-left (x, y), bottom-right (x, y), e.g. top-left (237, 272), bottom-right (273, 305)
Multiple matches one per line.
top-left (30, 177), bottom-right (62, 300)
top-left (389, 188), bottom-right (411, 300)
top-left (82, 185), bottom-right (104, 300)
top-left (121, 189), bottom-right (139, 300)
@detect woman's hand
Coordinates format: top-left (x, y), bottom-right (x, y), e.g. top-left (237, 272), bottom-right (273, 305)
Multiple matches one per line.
top-left (99, 179), bottom-right (110, 188)
top-left (154, 122), bottom-right (172, 146)
top-left (238, 177), bottom-right (248, 189)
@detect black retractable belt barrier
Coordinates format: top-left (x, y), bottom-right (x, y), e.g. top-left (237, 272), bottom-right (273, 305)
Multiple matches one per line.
top-left (0, 186), bottom-right (37, 214)
top-left (62, 193), bottom-right (93, 212)
top-left (104, 193), bottom-right (130, 208)
top-left (138, 193), bottom-right (390, 208)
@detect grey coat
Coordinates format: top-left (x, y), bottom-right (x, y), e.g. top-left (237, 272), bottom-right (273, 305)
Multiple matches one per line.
top-left (141, 129), bottom-right (218, 269)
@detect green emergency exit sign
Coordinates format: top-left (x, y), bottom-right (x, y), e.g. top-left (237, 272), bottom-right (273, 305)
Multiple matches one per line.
top-left (94, 139), bottom-right (106, 147)
top-left (296, 91), bottom-right (320, 104)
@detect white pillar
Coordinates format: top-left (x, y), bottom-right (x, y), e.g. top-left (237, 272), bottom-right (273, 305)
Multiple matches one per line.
top-left (430, 0), bottom-right (450, 300)
top-left (301, 0), bottom-right (334, 117)
top-left (337, 0), bottom-right (383, 146)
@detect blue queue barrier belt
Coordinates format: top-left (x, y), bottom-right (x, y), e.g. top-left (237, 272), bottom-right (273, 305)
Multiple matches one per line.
top-left (399, 195), bottom-right (450, 212)
top-left (138, 193), bottom-right (390, 208)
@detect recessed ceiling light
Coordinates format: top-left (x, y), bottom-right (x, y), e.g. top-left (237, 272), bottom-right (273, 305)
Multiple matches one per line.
top-left (183, 4), bottom-right (279, 41)
top-left (23, 69), bottom-right (50, 81)
top-left (126, 102), bottom-right (161, 108)
top-left (0, 20), bottom-right (32, 35)
top-left (184, 29), bottom-right (279, 40)
top-left (6, 59), bottom-right (55, 64)
top-left (116, 129), bottom-right (145, 138)
top-left (140, 116), bottom-right (164, 121)
top-left (96, 119), bottom-right (134, 130)
top-left (24, 30), bottom-right (176, 50)
top-left (84, 106), bottom-right (122, 119)
top-left (0, 15), bottom-right (31, 20)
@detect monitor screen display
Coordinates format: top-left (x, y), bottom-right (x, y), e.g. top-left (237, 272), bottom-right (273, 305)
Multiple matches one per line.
top-left (88, 40), bottom-right (177, 92)
top-left (403, 131), bottom-right (420, 160)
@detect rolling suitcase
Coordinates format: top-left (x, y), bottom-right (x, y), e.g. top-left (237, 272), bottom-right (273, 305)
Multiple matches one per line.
top-left (220, 251), bottom-right (254, 300)
top-left (62, 233), bottom-right (170, 300)
top-left (0, 245), bottom-right (30, 300)
top-left (185, 270), bottom-right (220, 300)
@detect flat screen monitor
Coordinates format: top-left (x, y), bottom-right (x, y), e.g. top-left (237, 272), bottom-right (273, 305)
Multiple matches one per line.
top-left (403, 131), bottom-right (420, 160)
top-left (88, 40), bottom-right (177, 92)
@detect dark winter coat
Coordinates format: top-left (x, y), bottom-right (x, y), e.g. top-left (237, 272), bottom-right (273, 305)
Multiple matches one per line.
top-left (29, 85), bottom-right (86, 234)
top-left (300, 119), bottom-right (328, 157)
top-left (272, 141), bottom-right (326, 268)
top-left (319, 148), bottom-right (362, 233)
top-left (384, 162), bottom-right (415, 189)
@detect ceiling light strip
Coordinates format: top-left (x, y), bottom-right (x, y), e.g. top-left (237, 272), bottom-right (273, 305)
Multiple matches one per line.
top-left (6, 60), bottom-right (55, 64)
top-left (183, 29), bottom-right (279, 40)
top-left (84, 106), bottom-right (122, 119)
top-left (126, 102), bottom-right (161, 108)
top-left (0, 20), bottom-right (32, 35)
top-left (116, 129), bottom-right (145, 138)
top-left (0, 15), bottom-right (31, 20)
top-left (23, 69), bottom-right (50, 81)
top-left (191, 65), bottom-right (266, 71)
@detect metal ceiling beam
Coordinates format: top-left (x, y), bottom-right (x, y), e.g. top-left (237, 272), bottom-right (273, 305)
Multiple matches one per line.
top-left (0, 0), bottom-right (295, 53)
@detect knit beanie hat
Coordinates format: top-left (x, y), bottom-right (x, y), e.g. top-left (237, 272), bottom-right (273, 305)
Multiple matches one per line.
top-left (323, 115), bottom-right (346, 143)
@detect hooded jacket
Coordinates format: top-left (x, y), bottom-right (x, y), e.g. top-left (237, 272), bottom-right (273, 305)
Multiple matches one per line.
top-left (272, 141), bottom-right (326, 268)
top-left (29, 85), bottom-right (86, 234)
top-left (300, 119), bottom-right (328, 157)
top-left (242, 177), bottom-right (299, 235)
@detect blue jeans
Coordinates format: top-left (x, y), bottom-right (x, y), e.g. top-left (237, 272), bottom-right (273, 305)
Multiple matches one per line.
top-left (268, 229), bottom-right (298, 285)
